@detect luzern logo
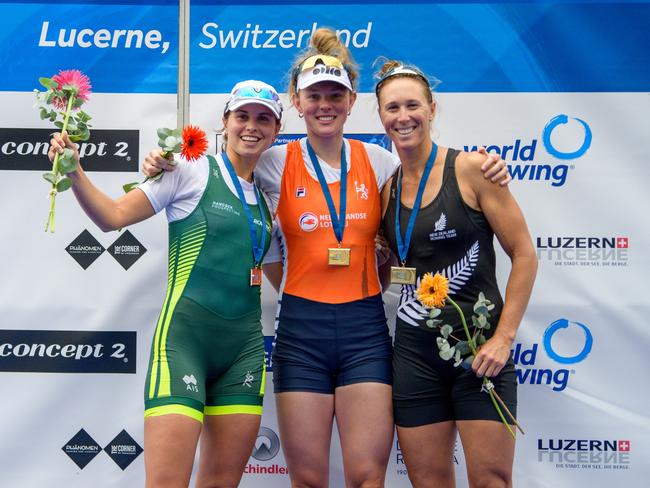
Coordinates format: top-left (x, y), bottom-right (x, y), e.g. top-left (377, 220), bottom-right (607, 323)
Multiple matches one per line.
top-left (0, 128), bottom-right (138, 172)
top-left (537, 437), bottom-right (631, 470)
top-left (66, 230), bottom-right (104, 269)
top-left (0, 330), bottom-right (136, 373)
top-left (511, 319), bottom-right (593, 392)
top-left (108, 230), bottom-right (147, 270)
top-left (62, 429), bottom-right (101, 469)
top-left (464, 114), bottom-right (592, 187)
top-left (104, 429), bottom-right (143, 471)
top-left (536, 235), bottom-right (628, 268)
top-left (246, 426), bottom-right (288, 475)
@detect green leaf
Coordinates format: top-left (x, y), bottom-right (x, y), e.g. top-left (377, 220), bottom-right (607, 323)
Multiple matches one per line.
top-left (70, 128), bottom-right (90, 142)
top-left (478, 292), bottom-right (486, 302)
top-left (72, 97), bottom-right (84, 109)
top-left (477, 314), bottom-right (488, 329)
top-left (42, 172), bottom-right (57, 184)
top-left (149, 171), bottom-right (164, 182)
top-left (428, 307), bottom-right (441, 318)
top-left (77, 111), bottom-right (91, 122)
top-left (45, 90), bottom-right (56, 104)
top-left (453, 349), bottom-right (463, 367)
top-left (425, 318), bottom-right (442, 328)
top-left (461, 355), bottom-right (474, 370)
top-left (49, 112), bottom-right (57, 122)
top-left (157, 127), bottom-right (172, 139)
top-left (440, 324), bottom-right (453, 339)
top-left (58, 149), bottom-right (77, 174)
top-left (474, 303), bottom-right (489, 316)
top-left (61, 84), bottom-right (80, 96)
top-left (54, 121), bottom-right (64, 129)
top-left (123, 182), bottom-right (140, 193)
top-left (56, 176), bottom-right (73, 192)
top-left (456, 340), bottom-right (470, 355)
top-left (477, 334), bottom-right (487, 346)
top-left (39, 108), bottom-right (48, 120)
top-left (436, 337), bottom-right (449, 349)
top-left (66, 123), bottom-right (77, 133)
top-left (39, 77), bottom-right (57, 89)
top-left (439, 346), bottom-right (455, 361)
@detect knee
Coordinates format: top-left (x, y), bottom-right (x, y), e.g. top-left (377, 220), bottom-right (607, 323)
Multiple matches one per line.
top-left (346, 462), bottom-right (387, 488)
top-left (408, 466), bottom-right (454, 488)
top-left (469, 471), bottom-right (511, 488)
top-left (290, 471), bottom-right (328, 488)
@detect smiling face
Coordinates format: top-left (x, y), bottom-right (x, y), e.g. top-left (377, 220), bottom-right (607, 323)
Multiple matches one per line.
top-left (223, 103), bottom-right (280, 163)
top-left (293, 81), bottom-right (356, 142)
top-left (377, 77), bottom-right (435, 154)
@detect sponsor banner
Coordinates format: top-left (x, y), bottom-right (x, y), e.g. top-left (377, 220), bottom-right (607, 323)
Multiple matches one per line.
top-left (537, 437), bottom-right (632, 471)
top-left (2, 3), bottom-right (649, 93)
top-left (0, 128), bottom-right (139, 172)
top-left (0, 330), bottom-right (136, 373)
top-left (245, 425), bottom-right (289, 476)
top-left (62, 428), bottom-right (143, 471)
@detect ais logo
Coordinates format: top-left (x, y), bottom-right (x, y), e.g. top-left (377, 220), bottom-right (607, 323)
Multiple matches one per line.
top-left (464, 114), bottom-right (592, 187)
top-left (512, 319), bottom-right (593, 391)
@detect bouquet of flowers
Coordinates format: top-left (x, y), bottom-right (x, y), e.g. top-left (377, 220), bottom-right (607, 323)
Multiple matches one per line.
top-left (34, 69), bottom-right (92, 232)
top-left (123, 125), bottom-right (208, 193)
top-left (417, 272), bottom-right (524, 438)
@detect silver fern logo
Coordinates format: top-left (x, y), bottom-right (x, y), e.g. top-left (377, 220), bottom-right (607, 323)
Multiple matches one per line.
top-left (397, 241), bottom-right (480, 326)
top-left (429, 213), bottom-right (457, 241)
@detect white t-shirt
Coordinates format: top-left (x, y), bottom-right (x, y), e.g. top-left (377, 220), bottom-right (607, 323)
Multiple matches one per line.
top-left (139, 153), bottom-right (262, 222)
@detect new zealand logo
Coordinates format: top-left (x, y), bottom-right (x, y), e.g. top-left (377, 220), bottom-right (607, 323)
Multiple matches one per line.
top-left (429, 213), bottom-right (457, 241)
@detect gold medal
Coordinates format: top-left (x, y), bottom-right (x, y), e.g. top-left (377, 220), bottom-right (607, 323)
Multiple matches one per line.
top-left (250, 267), bottom-right (262, 286)
top-left (328, 247), bottom-right (351, 266)
top-left (391, 266), bottom-right (417, 285)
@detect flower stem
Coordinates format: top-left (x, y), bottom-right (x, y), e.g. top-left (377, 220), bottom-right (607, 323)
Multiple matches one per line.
top-left (45, 94), bottom-right (76, 233)
top-left (448, 296), bottom-right (518, 439)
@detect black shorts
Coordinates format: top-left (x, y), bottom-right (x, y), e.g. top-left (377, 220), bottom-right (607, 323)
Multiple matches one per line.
top-left (393, 322), bottom-right (517, 427)
top-left (272, 293), bottom-right (392, 394)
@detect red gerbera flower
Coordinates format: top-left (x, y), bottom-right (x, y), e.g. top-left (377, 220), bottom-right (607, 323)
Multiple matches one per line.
top-left (51, 69), bottom-right (92, 110)
top-left (180, 125), bottom-right (208, 162)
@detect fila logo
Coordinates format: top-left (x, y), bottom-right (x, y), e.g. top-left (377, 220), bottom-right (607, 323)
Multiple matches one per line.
top-left (296, 186), bottom-right (306, 198)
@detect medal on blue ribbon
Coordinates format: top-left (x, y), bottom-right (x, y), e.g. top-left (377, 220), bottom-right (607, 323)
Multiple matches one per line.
top-left (306, 140), bottom-right (351, 266)
top-left (391, 143), bottom-right (438, 284)
top-left (222, 152), bottom-right (268, 286)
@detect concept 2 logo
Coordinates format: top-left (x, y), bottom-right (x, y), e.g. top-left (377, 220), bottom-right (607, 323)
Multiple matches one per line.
top-left (464, 114), bottom-right (592, 187)
top-left (512, 319), bottom-right (593, 391)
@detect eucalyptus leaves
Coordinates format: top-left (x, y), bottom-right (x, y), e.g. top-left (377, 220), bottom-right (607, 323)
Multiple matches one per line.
top-left (417, 272), bottom-right (523, 438)
top-left (34, 70), bottom-right (92, 233)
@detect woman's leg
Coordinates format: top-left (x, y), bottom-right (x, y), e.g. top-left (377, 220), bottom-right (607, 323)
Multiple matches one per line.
top-left (396, 421), bottom-right (457, 488)
top-left (276, 391), bottom-right (335, 488)
top-left (335, 382), bottom-right (394, 488)
top-left (195, 413), bottom-right (262, 488)
top-left (457, 420), bottom-right (515, 488)
top-left (144, 414), bottom-right (202, 488)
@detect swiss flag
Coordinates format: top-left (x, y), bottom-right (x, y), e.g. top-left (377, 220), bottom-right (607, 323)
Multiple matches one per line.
top-left (618, 440), bottom-right (631, 452)
top-left (616, 237), bottom-right (629, 249)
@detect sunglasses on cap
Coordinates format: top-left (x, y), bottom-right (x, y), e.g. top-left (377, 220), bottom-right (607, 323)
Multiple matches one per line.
top-left (374, 64), bottom-right (431, 94)
top-left (225, 80), bottom-right (283, 119)
top-left (299, 54), bottom-right (345, 71)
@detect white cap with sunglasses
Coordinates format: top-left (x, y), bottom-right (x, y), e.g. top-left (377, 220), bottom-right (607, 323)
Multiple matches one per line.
top-left (296, 55), bottom-right (353, 91)
top-left (225, 80), bottom-right (283, 120)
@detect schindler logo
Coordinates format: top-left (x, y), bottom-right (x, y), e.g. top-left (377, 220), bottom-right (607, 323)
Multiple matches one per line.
top-left (0, 128), bottom-right (139, 172)
top-left (62, 429), bottom-right (101, 469)
top-left (104, 429), bottom-right (143, 471)
top-left (66, 229), bottom-right (105, 269)
top-left (108, 230), bottom-right (147, 270)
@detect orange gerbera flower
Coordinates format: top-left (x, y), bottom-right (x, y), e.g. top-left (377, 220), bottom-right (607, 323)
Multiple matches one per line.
top-left (416, 272), bottom-right (449, 308)
top-left (180, 125), bottom-right (208, 161)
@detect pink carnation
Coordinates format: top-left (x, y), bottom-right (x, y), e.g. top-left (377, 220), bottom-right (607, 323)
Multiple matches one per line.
top-left (52, 69), bottom-right (92, 110)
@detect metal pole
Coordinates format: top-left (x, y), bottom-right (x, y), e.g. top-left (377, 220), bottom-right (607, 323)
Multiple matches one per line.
top-left (177, 0), bottom-right (190, 128)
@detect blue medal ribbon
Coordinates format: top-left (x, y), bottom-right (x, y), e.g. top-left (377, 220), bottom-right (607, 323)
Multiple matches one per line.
top-left (306, 139), bottom-right (347, 244)
top-left (221, 152), bottom-right (267, 266)
top-left (396, 143), bottom-right (438, 264)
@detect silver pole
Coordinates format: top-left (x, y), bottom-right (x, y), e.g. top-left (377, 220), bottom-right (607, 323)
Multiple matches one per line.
top-left (177, 0), bottom-right (190, 127)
